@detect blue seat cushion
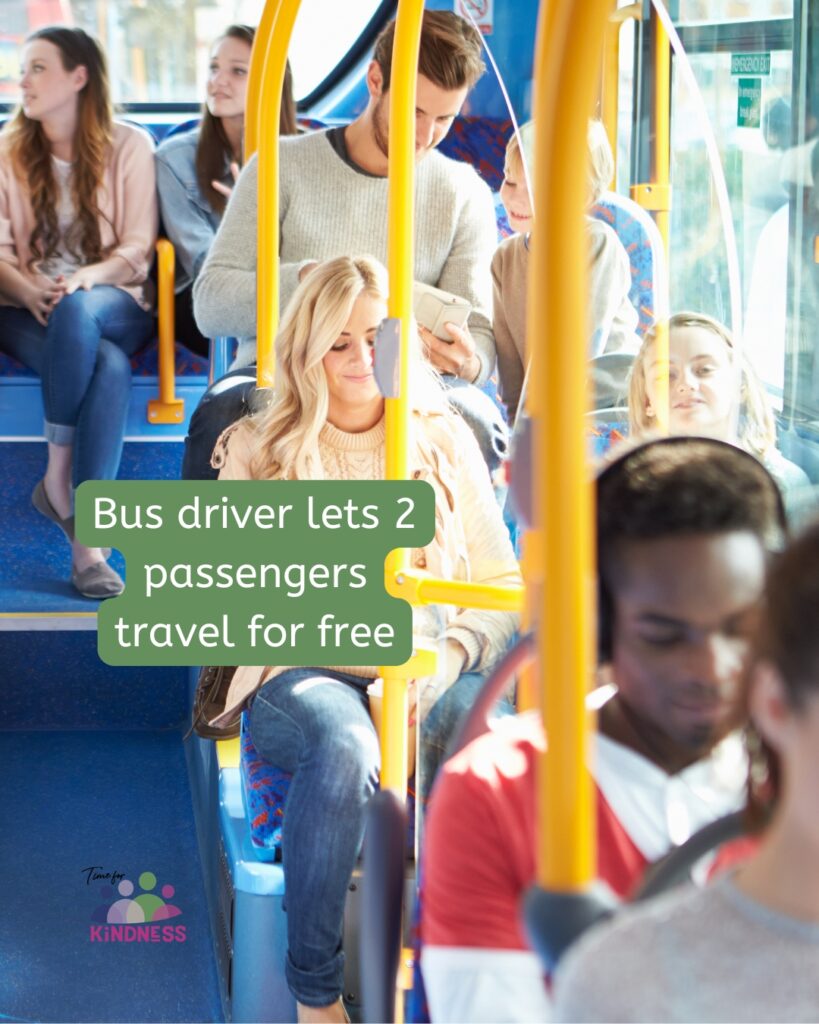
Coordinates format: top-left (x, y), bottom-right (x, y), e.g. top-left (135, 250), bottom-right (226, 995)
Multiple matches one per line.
top-left (239, 711), bottom-right (417, 862)
top-left (0, 339), bottom-right (208, 378)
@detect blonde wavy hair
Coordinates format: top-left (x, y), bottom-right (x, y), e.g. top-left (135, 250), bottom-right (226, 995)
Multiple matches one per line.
top-left (3, 27), bottom-right (114, 271)
top-left (628, 311), bottom-right (776, 459)
top-left (248, 255), bottom-right (447, 480)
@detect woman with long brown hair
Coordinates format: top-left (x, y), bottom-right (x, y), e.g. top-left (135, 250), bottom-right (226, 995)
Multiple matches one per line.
top-left (156, 26), bottom-right (297, 356)
top-left (0, 26), bottom-right (157, 598)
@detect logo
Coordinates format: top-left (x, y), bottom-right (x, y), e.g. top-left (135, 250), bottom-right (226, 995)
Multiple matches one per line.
top-left (87, 868), bottom-right (186, 943)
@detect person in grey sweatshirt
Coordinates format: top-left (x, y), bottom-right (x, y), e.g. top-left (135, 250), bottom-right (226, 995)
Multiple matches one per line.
top-left (183, 9), bottom-right (506, 483)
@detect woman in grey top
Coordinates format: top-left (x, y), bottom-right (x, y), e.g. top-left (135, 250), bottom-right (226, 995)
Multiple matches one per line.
top-left (553, 520), bottom-right (819, 1023)
top-left (155, 26), bottom-right (296, 355)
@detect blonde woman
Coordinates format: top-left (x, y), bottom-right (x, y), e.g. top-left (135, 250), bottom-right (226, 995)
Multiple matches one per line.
top-left (209, 255), bottom-right (520, 1022)
top-left (628, 311), bottom-right (809, 496)
top-left (0, 27), bottom-right (157, 597)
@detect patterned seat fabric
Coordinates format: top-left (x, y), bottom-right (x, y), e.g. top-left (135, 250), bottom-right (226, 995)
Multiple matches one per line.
top-left (0, 341), bottom-right (208, 378)
top-left (239, 711), bottom-right (417, 862)
top-left (438, 116), bottom-right (513, 193)
top-left (590, 193), bottom-right (667, 337)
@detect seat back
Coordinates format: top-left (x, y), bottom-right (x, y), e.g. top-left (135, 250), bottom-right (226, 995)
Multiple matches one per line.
top-left (590, 191), bottom-right (668, 336)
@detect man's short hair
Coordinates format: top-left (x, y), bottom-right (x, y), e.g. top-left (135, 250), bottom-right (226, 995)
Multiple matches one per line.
top-left (598, 438), bottom-right (785, 562)
top-left (373, 9), bottom-right (485, 94)
top-left (595, 438), bottom-right (786, 659)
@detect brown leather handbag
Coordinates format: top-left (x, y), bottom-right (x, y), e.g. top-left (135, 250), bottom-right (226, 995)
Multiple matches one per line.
top-left (185, 665), bottom-right (240, 740)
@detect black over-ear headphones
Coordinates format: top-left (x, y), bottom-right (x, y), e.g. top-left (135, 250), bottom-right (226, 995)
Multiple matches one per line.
top-left (595, 436), bottom-right (788, 664)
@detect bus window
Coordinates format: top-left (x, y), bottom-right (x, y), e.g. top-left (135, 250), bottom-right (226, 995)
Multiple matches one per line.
top-left (677, 1), bottom-right (793, 23)
top-left (0, 0), bottom-right (387, 106)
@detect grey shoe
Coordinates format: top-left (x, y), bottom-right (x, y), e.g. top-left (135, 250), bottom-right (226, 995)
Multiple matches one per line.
top-left (32, 479), bottom-right (74, 541)
top-left (33, 479), bottom-right (112, 557)
top-left (71, 561), bottom-right (125, 599)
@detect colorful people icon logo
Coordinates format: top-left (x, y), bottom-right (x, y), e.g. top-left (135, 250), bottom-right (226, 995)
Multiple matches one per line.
top-left (91, 871), bottom-right (182, 924)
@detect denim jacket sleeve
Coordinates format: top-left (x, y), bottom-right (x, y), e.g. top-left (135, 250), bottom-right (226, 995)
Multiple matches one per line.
top-left (156, 130), bottom-right (221, 291)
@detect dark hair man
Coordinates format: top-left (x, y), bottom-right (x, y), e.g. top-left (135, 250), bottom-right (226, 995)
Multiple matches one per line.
top-left (184, 10), bottom-right (503, 481)
top-left (421, 437), bottom-right (785, 1023)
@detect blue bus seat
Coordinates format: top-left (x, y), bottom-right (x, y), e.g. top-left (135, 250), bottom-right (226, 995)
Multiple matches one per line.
top-left (0, 340), bottom-right (208, 378)
top-left (239, 710), bottom-right (417, 862)
top-left (590, 191), bottom-right (668, 337)
top-left (438, 116), bottom-right (513, 192)
top-left (586, 406), bottom-right (629, 460)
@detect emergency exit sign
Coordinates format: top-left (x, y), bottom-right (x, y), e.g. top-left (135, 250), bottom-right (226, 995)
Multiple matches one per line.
top-left (731, 52), bottom-right (771, 76)
top-left (737, 79), bottom-right (762, 128)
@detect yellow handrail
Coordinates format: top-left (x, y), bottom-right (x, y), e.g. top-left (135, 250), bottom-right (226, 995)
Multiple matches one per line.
top-left (601, 1), bottom-right (641, 187)
top-left (528, 0), bottom-right (612, 891)
top-left (387, 573), bottom-right (524, 614)
top-left (147, 238), bottom-right (184, 425)
top-left (379, 0), bottom-right (425, 797)
top-left (244, 0), bottom-right (279, 161)
top-left (256, 0), bottom-right (301, 390)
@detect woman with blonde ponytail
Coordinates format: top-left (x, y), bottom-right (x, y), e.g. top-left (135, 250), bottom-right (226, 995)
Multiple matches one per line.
top-left (210, 255), bottom-right (520, 1022)
top-left (0, 26), bottom-right (158, 598)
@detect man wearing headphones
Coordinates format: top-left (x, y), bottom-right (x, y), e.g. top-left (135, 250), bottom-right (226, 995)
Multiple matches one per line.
top-left (420, 437), bottom-right (786, 1023)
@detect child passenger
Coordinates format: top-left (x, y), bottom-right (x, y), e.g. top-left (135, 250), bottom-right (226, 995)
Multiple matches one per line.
top-left (156, 28), bottom-right (297, 356)
top-left (491, 119), bottom-right (639, 423)
top-left (208, 255), bottom-right (520, 1022)
top-left (628, 311), bottom-right (809, 499)
top-left (0, 27), bottom-right (158, 598)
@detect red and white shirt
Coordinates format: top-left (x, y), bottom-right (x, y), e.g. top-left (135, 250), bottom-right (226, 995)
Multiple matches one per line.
top-left (420, 708), bottom-right (746, 1022)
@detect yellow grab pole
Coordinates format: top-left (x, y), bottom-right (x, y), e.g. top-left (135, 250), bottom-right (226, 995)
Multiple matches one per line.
top-left (244, 0), bottom-right (279, 161)
top-left (601, 3), bottom-right (642, 189)
top-left (528, 0), bottom-right (611, 891)
top-left (652, 6), bottom-right (671, 256)
top-left (147, 238), bottom-right (184, 424)
top-left (649, 7), bottom-right (671, 434)
top-left (256, 0), bottom-right (301, 389)
top-left (601, 0), bottom-right (619, 188)
top-left (380, 0), bottom-right (425, 796)
top-left (630, 4), bottom-right (672, 250)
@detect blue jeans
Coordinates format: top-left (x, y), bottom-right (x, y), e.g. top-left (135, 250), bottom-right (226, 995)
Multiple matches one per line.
top-left (0, 287), bottom-right (154, 486)
top-left (247, 666), bottom-right (491, 1006)
top-left (181, 366), bottom-right (509, 482)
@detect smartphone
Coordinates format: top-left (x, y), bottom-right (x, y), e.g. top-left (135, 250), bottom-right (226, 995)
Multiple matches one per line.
top-left (412, 282), bottom-right (472, 343)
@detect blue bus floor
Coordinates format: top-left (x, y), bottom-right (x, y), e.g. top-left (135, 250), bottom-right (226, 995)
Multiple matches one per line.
top-left (0, 729), bottom-right (223, 1023)
top-left (0, 442), bottom-right (183, 615)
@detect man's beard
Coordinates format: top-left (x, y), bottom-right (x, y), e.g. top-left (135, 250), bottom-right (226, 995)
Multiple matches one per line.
top-left (372, 95), bottom-right (389, 160)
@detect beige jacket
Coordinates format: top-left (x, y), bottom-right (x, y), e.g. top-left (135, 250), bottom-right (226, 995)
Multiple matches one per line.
top-left (210, 409), bottom-right (521, 727)
top-left (0, 121), bottom-right (158, 310)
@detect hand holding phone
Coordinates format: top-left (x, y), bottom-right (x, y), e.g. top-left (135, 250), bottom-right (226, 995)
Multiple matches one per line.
top-left (412, 282), bottom-right (472, 343)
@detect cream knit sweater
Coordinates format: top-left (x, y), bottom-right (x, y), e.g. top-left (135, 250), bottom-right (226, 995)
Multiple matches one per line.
top-left (209, 409), bottom-right (520, 726)
top-left (193, 130), bottom-right (498, 383)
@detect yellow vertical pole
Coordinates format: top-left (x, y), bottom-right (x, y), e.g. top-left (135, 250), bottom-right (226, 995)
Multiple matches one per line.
top-left (601, 0), bottom-right (620, 188)
top-left (380, 0), bottom-right (424, 796)
top-left (652, 7), bottom-right (671, 257)
top-left (244, 0), bottom-right (279, 161)
top-left (601, 3), bottom-right (643, 190)
top-left (527, 0), bottom-right (611, 891)
top-left (255, 0), bottom-right (302, 389)
top-left (650, 6), bottom-right (671, 433)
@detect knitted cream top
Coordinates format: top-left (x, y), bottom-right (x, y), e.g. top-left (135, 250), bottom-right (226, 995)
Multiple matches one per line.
top-left (209, 411), bottom-right (521, 727)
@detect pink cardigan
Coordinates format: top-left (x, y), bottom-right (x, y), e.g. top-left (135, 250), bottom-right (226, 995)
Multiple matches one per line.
top-left (0, 121), bottom-right (158, 310)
